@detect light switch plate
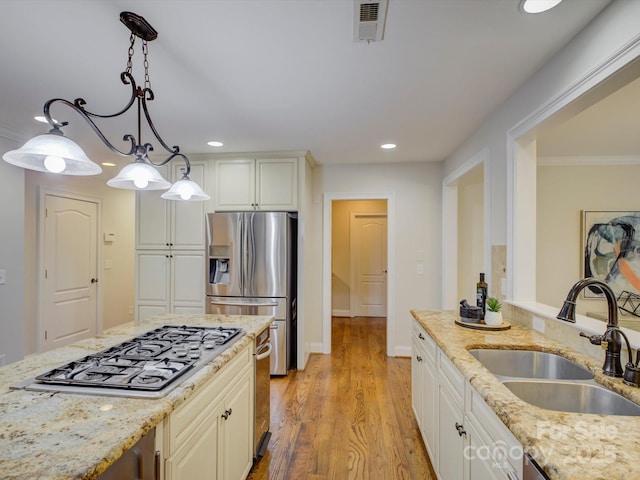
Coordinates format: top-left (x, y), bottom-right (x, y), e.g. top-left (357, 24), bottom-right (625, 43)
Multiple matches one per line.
top-left (533, 316), bottom-right (545, 333)
top-left (0, 269), bottom-right (6, 285)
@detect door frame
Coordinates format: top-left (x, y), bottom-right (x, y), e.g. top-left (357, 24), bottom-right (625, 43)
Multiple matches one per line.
top-left (37, 187), bottom-right (103, 352)
top-left (349, 211), bottom-right (388, 317)
top-left (323, 192), bottom-right (396, 356)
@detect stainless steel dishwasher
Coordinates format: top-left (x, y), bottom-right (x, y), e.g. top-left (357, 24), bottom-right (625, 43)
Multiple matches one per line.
top-left (254, 327), bottom-right (273, 459)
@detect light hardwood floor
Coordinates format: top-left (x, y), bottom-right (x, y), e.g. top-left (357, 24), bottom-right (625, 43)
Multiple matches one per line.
top-left (247, 316), bottom-right (436, 480)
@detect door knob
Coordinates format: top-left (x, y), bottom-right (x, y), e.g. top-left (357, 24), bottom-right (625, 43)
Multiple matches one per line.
top-left (90, 278), bottom-right (98, 284)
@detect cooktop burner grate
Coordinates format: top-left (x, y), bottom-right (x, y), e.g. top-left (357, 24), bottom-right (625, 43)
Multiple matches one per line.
top-left (30, 325), bottom-right (245, 396)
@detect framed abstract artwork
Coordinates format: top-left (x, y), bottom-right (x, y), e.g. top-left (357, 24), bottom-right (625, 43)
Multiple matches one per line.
top-left (582, 210), bottom-right (640, 299)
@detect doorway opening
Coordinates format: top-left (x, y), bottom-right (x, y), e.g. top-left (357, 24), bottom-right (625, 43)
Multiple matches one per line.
top-left (323, 193), bottom-right (396, 356)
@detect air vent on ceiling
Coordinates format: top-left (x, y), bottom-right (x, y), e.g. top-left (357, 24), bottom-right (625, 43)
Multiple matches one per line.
top-left (353, 0), bottom-right (388, 43)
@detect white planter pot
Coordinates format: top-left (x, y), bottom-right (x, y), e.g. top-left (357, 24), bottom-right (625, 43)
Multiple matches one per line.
top-left (484, 311), bottom-right (503, 326)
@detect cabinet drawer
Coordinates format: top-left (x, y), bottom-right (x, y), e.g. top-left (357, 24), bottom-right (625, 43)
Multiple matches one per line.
top-left (412, 322), bottom-right (436, 361)
top-left (438, 351), bottom-right (465, 403)
top-left (167, 344), bottom-right (252, 453)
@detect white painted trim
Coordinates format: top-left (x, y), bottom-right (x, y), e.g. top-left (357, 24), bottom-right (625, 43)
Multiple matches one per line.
top-left (309, 342), bottom-right (324, 354)
top-left (394, 346), bottom-right (411, 358)
top-left (507, 33), bottom-right (640, 304)
top-left (37, 187), bottom-right (103, 353)
top-left (331, 309), bottom-right (351, 317)
top-left (323, 192), bottom-right (396, 357)
top-left (442, 148), bottom-right (491, 309)
top-left (0, 124), bottom-right (25, 143)
top-left (506, 31), bottom-right (640, 336)
top-left (537, 155), bottom-right (640, 167)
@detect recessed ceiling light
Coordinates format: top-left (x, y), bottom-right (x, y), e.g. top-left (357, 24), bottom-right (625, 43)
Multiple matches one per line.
top-left (207, 141), bottom-right (224, 147)
top-left (101, 162), bottom-right (116, 167)
top-left (381, 143), bottom-right (396, 149)
top-left (520, 0), bottom-right (562, 14)
top-left (34, 115), bottom-right (58, 124)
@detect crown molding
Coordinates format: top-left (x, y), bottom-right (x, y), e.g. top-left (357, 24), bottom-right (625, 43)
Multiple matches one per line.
top-left (537, 155), bottom-right (640, 166)
top-left (0, 124), bottom-right (25, 144)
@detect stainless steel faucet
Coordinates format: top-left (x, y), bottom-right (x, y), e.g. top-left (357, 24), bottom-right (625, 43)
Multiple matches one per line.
top-left (557, 278), bottom-right (624, 377)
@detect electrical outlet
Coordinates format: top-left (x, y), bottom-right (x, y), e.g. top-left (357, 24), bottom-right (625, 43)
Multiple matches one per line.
top-left (129, 305), bottom-right (134, 315)
top-left (104, 260), bottom-right (113, 269)
top-left (0, 354), bottom-right (5, 366)
top-left (0, 269), bottom-right (6, 285)
top-left (416, 262), bottom-right (424, 275)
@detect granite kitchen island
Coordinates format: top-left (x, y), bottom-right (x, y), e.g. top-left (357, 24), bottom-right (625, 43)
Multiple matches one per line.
top-left (0, 313), bottom-right (273, 479)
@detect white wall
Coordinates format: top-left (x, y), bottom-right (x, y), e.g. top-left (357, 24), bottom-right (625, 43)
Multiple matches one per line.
top-left (0, 135), bottom-right (25, 365)
top-left (313, 161), bottom-right (442, 352)
top-left (537, 161), bottom-right (640, 320)
top-left (443, 1), bottom-right (640, 249)
top-left (457, 172), bottom-right (484, 302)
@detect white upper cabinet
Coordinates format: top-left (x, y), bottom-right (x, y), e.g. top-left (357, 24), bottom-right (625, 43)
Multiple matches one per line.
top-left (213, 158), bottom-right (298, 211)
top-left (136, 161), bottom-right (207, 249)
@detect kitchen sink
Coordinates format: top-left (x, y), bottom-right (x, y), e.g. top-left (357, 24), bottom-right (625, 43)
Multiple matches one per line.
top-left (468, 348), bottom-right (594, 380)
top-left (503, 380), bottom-right (640, 416)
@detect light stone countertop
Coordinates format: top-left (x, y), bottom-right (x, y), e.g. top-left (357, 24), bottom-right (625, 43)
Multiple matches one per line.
top-left (0, 313), bottom-right (274, 480)
top-left (411, 309), bottom-right (640, 480)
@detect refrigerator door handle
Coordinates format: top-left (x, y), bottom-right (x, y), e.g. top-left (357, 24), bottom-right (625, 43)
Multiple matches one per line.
top-left (209, 299), bottom-right (279, 307)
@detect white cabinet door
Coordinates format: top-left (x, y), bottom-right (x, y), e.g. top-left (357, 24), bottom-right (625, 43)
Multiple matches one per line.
top-left (171, 251), bottom-right (205, 309)
top-left (136, 251), bottom-right (205, 319)
top-left (166, 409), bottom-right (220, 480)
top-left (466, 419), bottom-right (509, 480)
top-left (136, 251), bottom-right (170, 305)
top-left (136, 161), bottom-right (206, 250)
top-left (213, 157), bottom-right (298, 211)
top-left (136, 166), bottom-right (171, 249)
top-left (438, 383), bottom-right (466, 480)
top-left (171, 162), bottom-right (207, 249)
top-left (411, 337), bottom-right (425, 427)
top-left (214, 159), bottom-right (255, 210)
top-left (421, 355), bottom-right (437, 462)
top-left (256, 158), bottom-right (297, 210)
top-left (219, 368), bottom-right (253, 480)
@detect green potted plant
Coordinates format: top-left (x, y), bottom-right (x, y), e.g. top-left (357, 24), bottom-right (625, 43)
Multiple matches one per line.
top-left (484, 297), bottom-right (503, 326)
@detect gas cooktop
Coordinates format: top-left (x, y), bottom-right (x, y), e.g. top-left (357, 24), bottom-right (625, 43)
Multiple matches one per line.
top-left (16, 325), bottom-right (246, 398)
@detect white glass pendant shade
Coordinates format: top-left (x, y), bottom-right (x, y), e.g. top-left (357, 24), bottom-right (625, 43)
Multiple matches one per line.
top-left (106, 161), bottom-right (171, 190)
top-left (2, 134), bottom-right (102, 175)
top-left (520, 0), bottom-right (562, 14)
top-left (161, 176), bottom-right (210, 201)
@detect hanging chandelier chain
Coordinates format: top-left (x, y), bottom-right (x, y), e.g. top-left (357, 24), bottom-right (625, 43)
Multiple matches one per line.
top-left (126, 33), bottom-right (135, 75)
top-left (142, 40), bottom-right (151, 90)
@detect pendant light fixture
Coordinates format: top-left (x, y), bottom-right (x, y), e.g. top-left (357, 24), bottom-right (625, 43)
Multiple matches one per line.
top-left (2, 11), bottom-right (209, 201)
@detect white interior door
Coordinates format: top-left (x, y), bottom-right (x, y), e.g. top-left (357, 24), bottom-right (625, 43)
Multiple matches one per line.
top-left (41, 194), bottom-right (98, 351)
top-left (351, 213), bottom-right (387, 317)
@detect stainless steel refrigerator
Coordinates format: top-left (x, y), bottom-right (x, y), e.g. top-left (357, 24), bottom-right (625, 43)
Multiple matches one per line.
top-left (205, 211), bottom-right (297, 375)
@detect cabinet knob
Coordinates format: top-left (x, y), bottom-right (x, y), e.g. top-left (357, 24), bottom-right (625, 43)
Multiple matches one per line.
top-left (416, 355), bottom-right (423, 362)
top-left (418, 333), bottom-right (425, 340)
top-left (221, 408), bottom-right (232, 420)
top-left (455, 422), bottom-right (466, 437)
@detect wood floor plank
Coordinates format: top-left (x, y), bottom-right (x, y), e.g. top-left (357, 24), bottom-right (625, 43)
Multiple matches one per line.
top-left (247, 317), bottom-right (436, 480)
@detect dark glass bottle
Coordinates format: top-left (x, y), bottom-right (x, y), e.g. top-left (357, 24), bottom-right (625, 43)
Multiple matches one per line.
top-left (476, 273), bottom-right (488, 316)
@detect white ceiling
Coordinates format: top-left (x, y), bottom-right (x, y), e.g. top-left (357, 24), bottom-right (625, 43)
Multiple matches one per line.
top-left (0, 0), bottom-right (613, 168)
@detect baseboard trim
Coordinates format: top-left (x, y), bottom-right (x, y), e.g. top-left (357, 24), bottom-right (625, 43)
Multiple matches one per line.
top-left (394, 345), bottom-right (411, 358)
